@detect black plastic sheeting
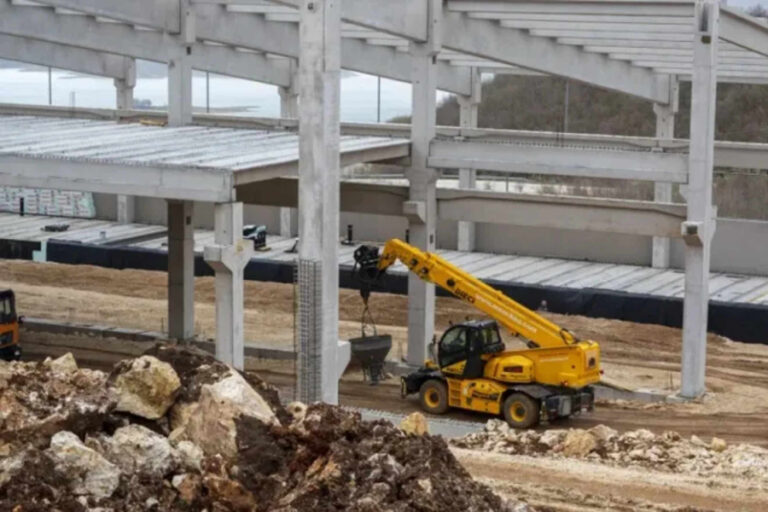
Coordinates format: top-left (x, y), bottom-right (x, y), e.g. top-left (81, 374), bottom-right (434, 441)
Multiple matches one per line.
top-left (4, 239), bottom-right (767, 345)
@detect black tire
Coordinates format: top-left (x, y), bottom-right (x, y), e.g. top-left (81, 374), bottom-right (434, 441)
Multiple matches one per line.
top-left (419, 379), bottom-right (449, 415)
top-left (502, 392), bottom-right (540, 429)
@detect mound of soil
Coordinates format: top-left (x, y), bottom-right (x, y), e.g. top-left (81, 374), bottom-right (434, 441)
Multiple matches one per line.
top-left (1, 346), bottom-right (528, 512)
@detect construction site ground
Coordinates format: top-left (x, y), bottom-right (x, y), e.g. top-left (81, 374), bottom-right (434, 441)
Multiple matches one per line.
top-left (3, 258), bottom-right (768, 511)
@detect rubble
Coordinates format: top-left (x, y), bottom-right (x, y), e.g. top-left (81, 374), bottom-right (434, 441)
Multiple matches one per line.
top-left (92, 423), bottom-right (179, 477)
top-left (0, 346), bottom-right (525, 511)
top-left (400, 411), bottom-right (429, 436)
top-left (111, 355), bottom-right (181, 420)
top-left (453, 419), bottom-right (768, 488)
top-left (0, 357), bottom-right (114, 448)
top-left (47, 431), bottom-right (121, 499)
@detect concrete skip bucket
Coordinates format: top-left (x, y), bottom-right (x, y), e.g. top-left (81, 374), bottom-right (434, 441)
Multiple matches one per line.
top-left (348, 333), bottom-right (392, 385)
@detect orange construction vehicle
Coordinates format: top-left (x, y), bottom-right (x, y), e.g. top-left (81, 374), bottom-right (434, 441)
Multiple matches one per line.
top-left (0, 290), bottom-right (21, 361)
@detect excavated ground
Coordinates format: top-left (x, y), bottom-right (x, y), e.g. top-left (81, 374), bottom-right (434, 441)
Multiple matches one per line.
top-left (2, 257), bottom-right (768, 510)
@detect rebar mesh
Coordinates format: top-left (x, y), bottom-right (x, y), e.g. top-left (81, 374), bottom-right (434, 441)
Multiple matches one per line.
top-left (295, 258), bottom-right (323, 403)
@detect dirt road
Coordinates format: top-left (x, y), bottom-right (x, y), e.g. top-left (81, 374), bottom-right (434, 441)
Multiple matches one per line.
top-left (454, 448), bottom-right (768, 512)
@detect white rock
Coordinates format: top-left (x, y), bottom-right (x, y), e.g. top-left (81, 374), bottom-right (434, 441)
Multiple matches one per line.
top-left (112, 356), bottom-right (181, 420)
top-left (183, 371), bottom-right (278, 458)
top-left (539, 429), bottom-right (567, 449)
top-left (0, 450), bottom-right (26, 488)
top-left (176, 440), bottom-right (204, 472)
top-left (47, 431), bottom-right (120, 499)
top-left (101, 424), bottom-right (178, 477)
top-left (48, 353), bottom-right (79, 375)
top-left (588, 424), bottom-right (619, 446)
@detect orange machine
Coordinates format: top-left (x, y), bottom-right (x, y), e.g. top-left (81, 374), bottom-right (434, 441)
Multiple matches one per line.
top-left (0, 290), bottom-right (21, 361)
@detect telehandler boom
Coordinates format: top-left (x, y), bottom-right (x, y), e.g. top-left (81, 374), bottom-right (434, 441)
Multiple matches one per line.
top-left (353, 239), bottom-right (601, 428)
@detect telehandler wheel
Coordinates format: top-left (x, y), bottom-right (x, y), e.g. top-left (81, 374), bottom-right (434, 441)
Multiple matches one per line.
top-left (419, 379), bottom-right (449, 414)
top-left (502, 393), bottom-right (540, 429)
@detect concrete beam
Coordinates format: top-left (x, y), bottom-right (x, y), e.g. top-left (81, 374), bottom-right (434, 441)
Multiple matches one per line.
top-left (680, 0), bottom-right (719, 399)
top-left (438, 189), bottom-right (687, 238)
top-left (429, 139), bottom-right (689, 183)
top-left (203, 202), bottom-right (254, 369)
top-left (296, 0), bottom-right (345, 405)
top-left (720, 7), bottom-right (768, 59)
top-left (168, 200), bottom-right (195, 341)
top-left (261, 0), bottom-right (675, 102)
top-left (441, 9), bottom-right (671, 103)
top-left (0, 34), bottom-right (130, 79)
top-left (0, 2), bottom-right (292, 87)
top-left (0, 156), bottom-right (236, 202)
top-left (18, 0), bottom-right (470, 94)
top-left (236, 178), bottom-right (687, 237)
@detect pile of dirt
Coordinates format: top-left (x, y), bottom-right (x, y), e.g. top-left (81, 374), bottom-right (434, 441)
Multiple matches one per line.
top-left (453, 420), bottom-right (768, 488)
top-left (0, 346), bottom-right (529, 511)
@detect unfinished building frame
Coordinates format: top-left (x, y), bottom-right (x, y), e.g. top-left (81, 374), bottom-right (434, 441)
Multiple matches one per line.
top-left (1, 0), bottom-right (767, 401)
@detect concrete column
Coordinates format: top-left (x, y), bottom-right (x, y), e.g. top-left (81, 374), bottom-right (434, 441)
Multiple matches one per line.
top-left (279, 67), bottom-right (299, 238)
top-left (680, 0), bottom-right (719, 399)
top-left (296, 0), bottom-right (349, 404)
top-left (114, 57), bottom-right (136, 111)
top-left (405, 0), bottom-right (442, 366)
top-left (651, 77), bottom-right (679, 268)
top-left (204, 202), bottom-right (254, 370)
top-left (168, 200), bottom-right (195, 341)
top-left (117, 195), bottom-right (135, 224)
top-left (456, 68), bottom-right (481, 252)
top-left (168, 1), bottom-right (194, 127)
top-left (116, 57), bottom-right (137, 224)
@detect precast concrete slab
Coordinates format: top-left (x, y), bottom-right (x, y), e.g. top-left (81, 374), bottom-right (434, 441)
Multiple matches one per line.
top-left (0, 114), bottom-right (410, 203)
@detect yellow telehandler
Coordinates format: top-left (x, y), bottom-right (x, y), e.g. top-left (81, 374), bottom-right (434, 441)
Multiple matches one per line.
top-left (353, 239), bottom-right (601, 428)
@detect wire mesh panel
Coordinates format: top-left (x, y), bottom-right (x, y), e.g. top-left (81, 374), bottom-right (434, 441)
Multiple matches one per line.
top-left (295, 258), bottom-right (323, 403)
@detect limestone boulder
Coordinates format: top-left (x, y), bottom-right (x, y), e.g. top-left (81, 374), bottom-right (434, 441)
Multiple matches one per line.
top-left (538, 429), bottom-right (567, 449)
top-left (183, 371), bottom-right (278, 458)
top-left (47, 353), bottom-right (79, 375)
top-left (711, 437), bottom-right (727, 453)
top-left (589, 424), bottom-right (619, 449)
top-left (400, 412), bottom-right (429, 436)
top-left (98, 424), bottom-right (179, 477)
top-left (561, 429), bottom-right (598, 458)
top-left (47, 431), bottom-right (120, 499)
top-left (112, 355), bottom-right (181, 420)
top-left (175, 440), bottom-right (204, 472)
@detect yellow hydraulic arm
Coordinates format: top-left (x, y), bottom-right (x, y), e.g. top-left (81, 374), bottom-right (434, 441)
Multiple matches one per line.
top-left (373, 239), bottom-right (578, 349)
